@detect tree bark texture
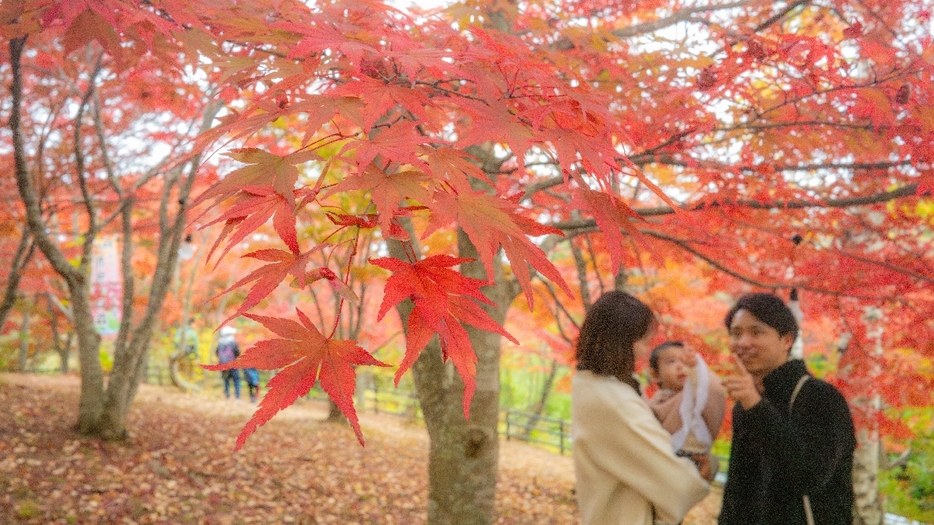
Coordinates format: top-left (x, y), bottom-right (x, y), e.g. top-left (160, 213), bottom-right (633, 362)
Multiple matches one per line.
top-left (18, 297), bottom-right (31, 371)
top-left (0, 229), bottom-right (33, 332)
top-left (70, 279), bottom-right (106, 435)
top-left (10, 34), bottom-right (221, 441)
top-left (389, 227), bottom-right (519, 525)
top-left (852, 427), bottom-right (883, 525)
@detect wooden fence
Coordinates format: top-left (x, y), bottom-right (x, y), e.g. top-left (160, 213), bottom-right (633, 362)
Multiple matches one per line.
top-left (501, 408), bottom-right (571, 454)
top-left (146, 366), bottom-right (728, 472)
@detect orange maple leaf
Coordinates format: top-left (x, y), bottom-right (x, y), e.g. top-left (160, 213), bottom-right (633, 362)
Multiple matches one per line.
top-left (202, 310), bottom-right (389, 450)
top-left (191, 148), bottom-right (320, 210)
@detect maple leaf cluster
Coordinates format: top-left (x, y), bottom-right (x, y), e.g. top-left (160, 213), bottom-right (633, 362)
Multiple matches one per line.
top-left (162, 0), bottom-right (649, 445)
top-left (9, 0), bottom-right (934, 449)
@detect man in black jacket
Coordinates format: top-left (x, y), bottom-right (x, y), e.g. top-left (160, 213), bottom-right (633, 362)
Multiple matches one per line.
top-left (719, 293), bottom-right (856, 525)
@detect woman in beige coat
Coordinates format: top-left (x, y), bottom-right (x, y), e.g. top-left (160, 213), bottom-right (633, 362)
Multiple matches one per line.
top-left (572, 291), bottom-right (710, 525)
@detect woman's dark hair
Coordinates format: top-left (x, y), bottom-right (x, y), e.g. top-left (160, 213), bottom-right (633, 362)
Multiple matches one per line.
top-left (576, 291), bottom-right (656, 391)
top-left (724, 292), bottom-right (799, 341)
top-left (649, 341), bottom-right (684, 372)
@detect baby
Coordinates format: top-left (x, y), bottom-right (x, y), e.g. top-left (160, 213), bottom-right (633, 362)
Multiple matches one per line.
top-left (647, 341), bottom-right (727, 473)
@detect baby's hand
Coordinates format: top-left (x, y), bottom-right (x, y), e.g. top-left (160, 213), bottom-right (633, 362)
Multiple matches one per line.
top-left (680, 348), bottom-right (698, 368)
top-left (685, 453), bottom-right (715, 482)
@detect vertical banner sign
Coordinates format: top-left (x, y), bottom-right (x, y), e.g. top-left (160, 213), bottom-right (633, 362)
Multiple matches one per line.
top-left (91, 236), bottom-right (122, 335)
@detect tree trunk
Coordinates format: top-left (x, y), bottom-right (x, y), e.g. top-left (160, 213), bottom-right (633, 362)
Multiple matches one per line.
top-left (96, 183), bottom-right (202, 439)
top-left (71, 279), bottom-right (106, 435)
top-left (0, 229), bottom-right (33, 331)
top-left (326, 400), bottom-right (347, 423)
top-left (60, 334), bottom-right (73, 374)
top-left (852, 427), bottom-right (883, 525)
top-left (169, 241), bottom-right (206, 393)
top-left (96, 257), bottom-right (178, 439)
top-left (845, 311), bottom-right (884, 525)
top-left (47, 294), bottom-right (70, 374)
top-left (518, 358), bottom-right (559, 441)
top-left (98, 335), bottom-right (152, 440)
top-left (18, 297), bottom-right (31, 372)
top-left (391, 228), bottom-right (519, 525)
top-left (11, 35), bottom-right (107, 435)
top-left (89, 94), bottom-right (221, 439)
top-left (10, 33), bottom-right (220, 440)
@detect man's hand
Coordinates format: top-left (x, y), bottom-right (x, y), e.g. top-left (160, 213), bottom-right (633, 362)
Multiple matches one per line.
top-left (721, 353), bottom-right (762, 410)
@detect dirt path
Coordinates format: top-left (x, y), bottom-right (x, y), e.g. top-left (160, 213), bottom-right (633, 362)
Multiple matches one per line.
top-left (0, 373), bottom-right (721, 524)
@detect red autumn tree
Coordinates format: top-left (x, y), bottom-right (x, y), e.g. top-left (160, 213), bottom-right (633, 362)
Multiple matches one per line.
top-left (5, 0), bottom-right (934, 523)
top-left (3, 0), bottom-right (226, 439)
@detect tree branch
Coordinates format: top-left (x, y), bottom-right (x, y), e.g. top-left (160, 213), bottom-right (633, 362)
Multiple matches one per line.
top-left (634, 183), bottom-right (919, 217)
top-left (552, 183), bottom-right (919, 230)
top-left (753, 0), bottom-right (810, 32)
top-left (637, 229), bottom-right (900, 300)
top-left (73, 52), bottom-right (105, 250)
top-left (0, 228), bottom-right (35, 330)
top-left (610, 1), bottom-right (757, 39)
top-left (10, 36), bottom-right (83, 285)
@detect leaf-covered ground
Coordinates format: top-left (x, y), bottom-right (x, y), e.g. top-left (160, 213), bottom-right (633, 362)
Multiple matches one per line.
top-left (0, 373), bottom-right (722, 524)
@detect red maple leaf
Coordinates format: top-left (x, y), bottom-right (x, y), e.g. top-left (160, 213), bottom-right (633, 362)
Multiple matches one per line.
top-left (570, 187), bottom-right (646, 275)
top-left (456, 97), bottom-right (536, 175)
top-left (201, 185), bottom-right (303, 263)
top-left (540, 99), bottom-right (621, 185)
top-left (216, 246), bottom-right (328, 326)
top-left (274, 20), bottom-right (379, 67)
top-left (291, 95), bottom-right (365, 145)
top-left (339, 121), bottom-right (429, 172)
top-left (424, 188), bottom-right (571, 306)
top-left (202, 310), bottom-right (389, 450)
top-left (421, 146), bottom-right (492, 188)
top-left (332, 76), bottom-right (435, 131)
top-left (323, 164), bottom-right (430, 236)
top-left (371, 255), bottom-right (518, 417)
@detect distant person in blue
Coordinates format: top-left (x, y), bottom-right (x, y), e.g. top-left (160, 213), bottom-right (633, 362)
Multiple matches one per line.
top-left (244, 368), bottom-right (260, 403)
top-left (215, 326), bottom-right (241, 400)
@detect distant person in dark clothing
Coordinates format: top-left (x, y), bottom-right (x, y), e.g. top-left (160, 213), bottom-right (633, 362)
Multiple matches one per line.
top-left (244, 368), bottom-right (260, 403)
top-left (216, 326), bottom-right (241, 400)
top-left (719, 293), bottom-right (856, 525)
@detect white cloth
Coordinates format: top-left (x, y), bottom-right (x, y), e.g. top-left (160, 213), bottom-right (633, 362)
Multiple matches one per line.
top-left (572, 370), bottom-right (709, 525)
top-left (671, 353), bottom-right (712, 452)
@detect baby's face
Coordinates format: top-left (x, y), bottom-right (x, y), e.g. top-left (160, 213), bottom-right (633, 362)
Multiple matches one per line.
top-left (656, 346), bottom-right (689, 391)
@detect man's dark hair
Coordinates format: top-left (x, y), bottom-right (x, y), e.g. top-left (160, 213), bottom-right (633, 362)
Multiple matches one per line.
top-left (724, 293), bottom-right (799, 341)
top-left (649, 341), bottom-right (684, 372)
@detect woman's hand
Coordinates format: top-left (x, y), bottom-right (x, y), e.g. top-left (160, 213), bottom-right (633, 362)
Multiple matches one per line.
top-left (721, 354), bottom-right (762, 410)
